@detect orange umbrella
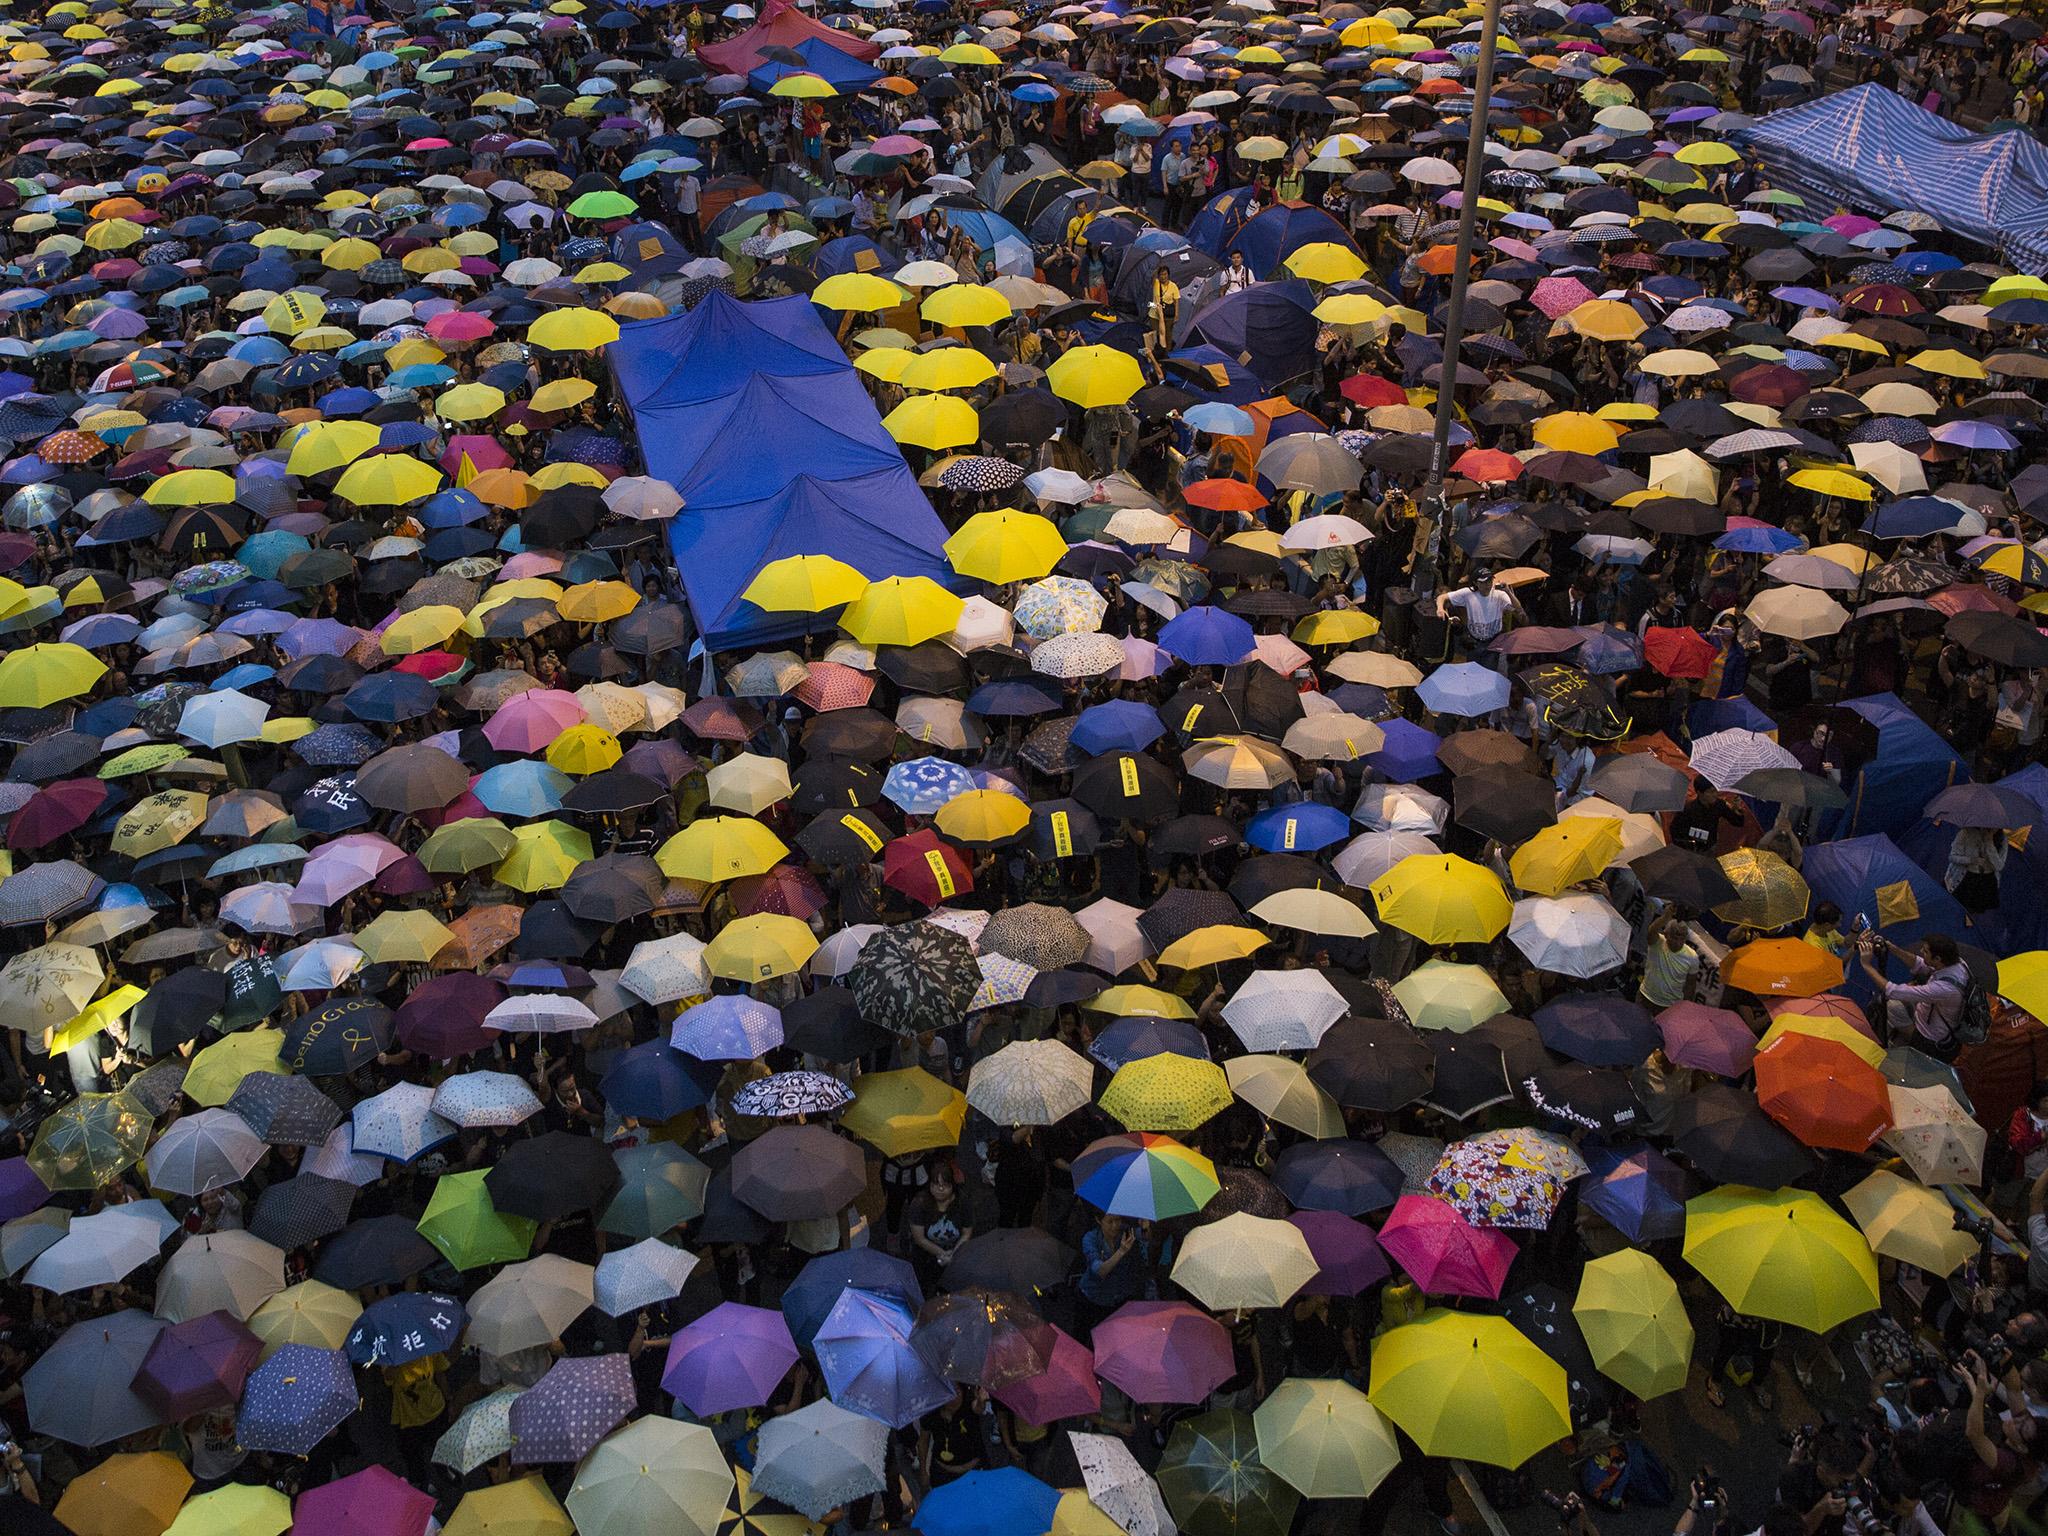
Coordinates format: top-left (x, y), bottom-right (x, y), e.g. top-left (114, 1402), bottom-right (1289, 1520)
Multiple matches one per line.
top-left (1722, 937), bottom-right (1843, 997)
top-left (1766, 993), bottom-right (1874, 1037)
top-left (1416, 244), bottom-right (1472, 276)
top-left (1754, 1033), bottom-right (1892, 1151)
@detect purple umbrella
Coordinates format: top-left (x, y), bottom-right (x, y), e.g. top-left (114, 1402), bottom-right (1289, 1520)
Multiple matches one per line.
top-left (1287, 1210), bottom-right (1393, 1295)
top-left (1655, 1001), bottom-right (1757, 1078)
top-left (132, 1310), bottom-right (263, 1420)
top-left (662, 1301), bottom-right (798, 1415)
top-left (814, 1288), bottom-right (953, 1430)
top-left (992, 1324), bottom-right (1101, 1427)
top-left (0, 1155), bottom-right (48, 1220)
top-left (1091, 1301), bottom-right (1233, 1405)
top-left (1581, 1143), bottom-right (1690, 1244)
top-left (510, 1354), bottom-right (636, 1463)
top-left (292, 1466), bottom-right (435, 1536)
top-left (669, 994), bottom-right (784, 1061)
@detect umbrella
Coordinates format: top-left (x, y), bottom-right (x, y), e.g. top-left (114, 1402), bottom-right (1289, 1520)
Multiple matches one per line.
top-left (345, 1291), bottom-right (468, 1366)
top-left (509, 1354), bottom-right (636, 1464)
top-left (1074, 1134), bottom-right (1220, 1220)
top-left (1170, 1212), bottom-right (1319, 1310)
top-left (814, 1287), bottom-right (954, 1429)
top-left (1367, 1310), bottom-right (1570, 1469)
top-left (293, 1469), bottom-right (435, 1536)
top-left (731, 1125), bottom-right (866, 1221)
top-left (1092, 1301), bottom-right (1234, 1404)
top-left (468, 1255), bottom-right (596, 1355)
top-left (920, 1468), bottom-right (1062, 1536)
top-left (569, 1417), bottom-right (734, 1536)
top-left (663, 1302), bottom-right (799, 1415)
top-left (1377, 1193), bottom-right (1518, 1297)
top-left (1842, 1169), bottom-right (1977, 1276)
top-left (1069, 1431), bottom-right (1174, 1536)
top-left (133, 1310), bottom-right (262, 1420)
top-left (1580, 1144), bottom-right (1691, 1244)
top-left (1251, 1378), bottom-right (1398, 1500)
top-left (236, 1344), bottom-right (358, 1454)
top-left (25, 1309), bottom-right (165, 1447)
top-left (1426, 1129), bottom-right (1588, 1231)
top-left (967, 1039), bottom-right (1095, 1125)
top-left (1683, 1186), bottom-right (1880, 1332)
top-left (750, 1399), bottom-right (890, 1519)
top-left (1572, 1251), bottom-right (1694, 1399)
top-left (435, 1389), bottom-right (524, 1475)
top-left (50, 1453), bottom-right (191, 1536)
top-left (156, 1230), bottom-right (285, 1323)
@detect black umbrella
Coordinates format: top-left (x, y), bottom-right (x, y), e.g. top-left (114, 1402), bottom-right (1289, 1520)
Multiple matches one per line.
top-left (793, 761), bottom-right (885, 813)
top-left (1306, 1018), bottom-right (1434, 1111)
top-left (797, 807), bottom-right (893, 867)
top-left (1423, 1034), bottom-right (1515, 1120)
top-left (1138, 888), bottom-right (1243, 950)
top-left (1453, 766), bottom-right (1556, 843)
top-left (485, 1131), bottom-right (624, 1221)
top-left (1630, 843), bottom-right (1739, 908)
top-left (1668, 1083), bottom-right (1819, 1186)
top-left (944, 1229), bottom-right (1074, 1295)
top-left (912, 1289), bottom-right (1054, 1391)
top-left (560, 852), bottom-right (665, 923)
top-left (1522, 1064), bottom-right (1643, 1135)
top-left (1071, 751), bottom-right (1179, 822)
top-left (729, 1125), bottom-right (866, 1221)
top-left (849, 922), bottom-right (980, 1036)
top-left (1947, 610), bottom-right (2048, 667)
top-left (314, 1214), bottom-right (442, 1290)
top-left (781, 985), bottom-right (893, 1063)
top-left (129, 966), bottom-right (225, 1054)
top-left (280, 996), bottom-right (393, 1075)
top-left (249, 1173), bottom-right (358, 1251)
top-left (1532, 994), bottom-right (1659, 1067)
top-left (1271, 1138), bottom-right (1404, 1216)
top-left (225, 1072), bottom-right (341, 1147)
top-left (1028, 798), bottom-right (1101, 859)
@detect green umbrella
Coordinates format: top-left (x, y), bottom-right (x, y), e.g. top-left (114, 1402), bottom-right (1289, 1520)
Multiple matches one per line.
top-left (417, 1169), bottom-right (537, 1270)
top-left (567, 190), bottom-right (638, 219)
top-left (1157, 1410), bottom-right (1300, 1536)
top-left (598, 1142), bottom-right (711, 1239)
top-left (27, 1090), bottom-right (153, 1190)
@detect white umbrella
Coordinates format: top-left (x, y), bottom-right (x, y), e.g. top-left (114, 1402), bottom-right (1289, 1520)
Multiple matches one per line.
top-left (276, 936), bottom-right (365, 992)
top-left (595, 1238), bottom-right (700, 1317)
top-left (1688, 728), bottom-right (1799, 790)
top-left (467, 1254), bottom-right (595, 1355)
top-left (0, 942), bottom-right (104, 1035)
top-left (1070, 1431), bottom-right (1175, 1536)
top-left (1507, 895), bottom-right (1631, 979)
top-left (304, 1123), bottom-right (385, 1186)
top-left (155, 1230), bottom-right (286, 1322)
top-left (1074, 898), bottom-right (1148, 974)
top-left (178, 688), bottom-right (269, 748)
top-left (1221, 971), bottom-right (1348, 1052)
top-left (350, 1081), bottom-right (458, 1163)
top-left (1351, 782), bottom-right (1448, 834)
top-left (434, 1388), bottom-right (521, 1473)
top-left (485, 994), bottom-right (598, 1034)
top-left (23, 1207), bottom-right (165, 1294)
top-left (430, 1071), bottom-right (543, 1130)
top-left (146, 1106), bottom-right (267, 1195)
top-left (619, 932), bottom-right (711, 1005)
top-left (2, 1208), bottom-right (69, 1278)
top-left (966, 1039), bottom-right (1096, 1125)
top-left (751, 1399), bottom-right (889, 1519)
top-left (1332, 830), bottom-right (1439, 887)
top-left (811, 923), bottom-right (884, 978)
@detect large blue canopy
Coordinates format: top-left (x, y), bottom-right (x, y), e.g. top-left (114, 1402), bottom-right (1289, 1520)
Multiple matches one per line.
top-left (1731, 84), bottom-right (2048, 273)
top-left (746, 36), bottom-right (883, 94)
top-left (610, 291), bottom-right (954, 653)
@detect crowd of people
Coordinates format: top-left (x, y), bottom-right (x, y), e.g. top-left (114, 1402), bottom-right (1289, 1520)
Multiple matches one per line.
top-left (6, 2), bottom-right (2048, 1536)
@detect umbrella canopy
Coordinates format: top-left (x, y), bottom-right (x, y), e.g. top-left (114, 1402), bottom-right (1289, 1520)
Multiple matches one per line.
top-left (1682, 1186), bottom-right (1880, 1332)
top-left (1368, 1310), bottom-right (1571, 1468)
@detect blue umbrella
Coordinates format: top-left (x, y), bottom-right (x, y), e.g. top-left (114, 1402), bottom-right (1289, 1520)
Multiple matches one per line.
top-left (598, 1040), bottom-right (719, 1121)
top-left (236, 1345), bottom-right (358, 1455)
top-left (1246, 801), bottom-right (1352, 853)
top-left (1417, 662), bottom-right (1512, 718)
top-left (473, 760), bottom-right (572, 816)
top-left (1713, 524), bottom-right (1803, 555)
top-left (1533, 994), bottom-right (1658, 1068)
top-left (1580, 1142), bottom-right (1689, 1243)
top-left (883, 756), bottom-right (977, 814)
top-left (918, 1468), bottom-right (1062, 1536)
top-left (1157, 606), bottom-right (1255, 667)
top-left (783, 1249), bottom-right (924, 1349)
top-left (814, 1288), bottom-right (954, 1430)
top-left (1087, 1016), bottom-right (1210, 1069)
top-left (670, 994), bottom-right (784, 1061)
top-left (345, 1291), bottom-right (468, 1366)
top-left (1363, 717), bottom-right (1441, 781)
top-left (1571, 625), bottom-right (1642, 675)
top-left (1183, 402), bottom-right (1255, 436)
top-left (1864, 495), bottom-right (1970, 539)
top-left (341, 672), bottom-right (438, 723)
top-left (1071, 699), bottom-right (1167, 756)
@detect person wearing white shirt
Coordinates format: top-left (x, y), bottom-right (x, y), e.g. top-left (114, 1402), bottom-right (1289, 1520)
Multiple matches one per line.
top-left (1436, 569), bottom-right (1520, 649)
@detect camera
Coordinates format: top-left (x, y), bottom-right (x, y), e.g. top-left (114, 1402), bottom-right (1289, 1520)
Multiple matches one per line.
top-left (1538, 1491), bottom-right (1582, 1525)
top-left (1961, 1327), bottom-right (2013, 1372)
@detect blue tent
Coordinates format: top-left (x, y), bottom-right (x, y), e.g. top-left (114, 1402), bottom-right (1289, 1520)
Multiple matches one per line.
top-left (1222, 203), bottom-right (1359, 278)
top-left (1822, 693), bottom-right (1968, 840)
top-left (814, 234), bottom-right (897, 277)
top-left (1183, 278), bottom-right (1319, 389)
top-left (1186, 186), bottom-right (1262, 258)
top-left (1730, 84), bottom-right (2048, 273)
top-left (1802, 833), bottom-right (1967, 953)
top-left (1900, 763), bottom-right (2048, 956)
top-left (610, 291), bottom-right (955, 653)
top-left (747, 36), bottom-right (883, 94)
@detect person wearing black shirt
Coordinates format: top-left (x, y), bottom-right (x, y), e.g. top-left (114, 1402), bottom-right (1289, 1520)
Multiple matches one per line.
top-left (1671, 788), bottom-right (1744, 853)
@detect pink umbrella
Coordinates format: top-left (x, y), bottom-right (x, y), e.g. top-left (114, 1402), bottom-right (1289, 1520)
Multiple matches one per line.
top-left (425, 311), bottom-right (495, 343)
top-left (499, 552), bottom-right (565, 580)
top-left (441, 433), bottom-right (512, 477)
top-left (482, 688), bottom-right (586, 752)
top-left (661, 1302), bottom-right (798, 1416)
top-left (292, 833), bottom-right (407, 906)
top-left (1531, 275), bottom-right (1597, 320)
top-left (993, 1325), bottom-right (1100, 1426)
top-left (291, 1465), bottom-right (434, 1536)
top-left (1377, 1193), bottom-right (1517, 1299)
top-left (1090, 1300), bottom-right (1232, 1405)
top-left (1766, 994), bottom-right (1874, 1038)
top-left (1656, 1001), bottom-right (1757, 1078)
top-left (871, 133), bottom-right (924, 157)
top-left (1287, 1210), bottom-right (1391, 1295)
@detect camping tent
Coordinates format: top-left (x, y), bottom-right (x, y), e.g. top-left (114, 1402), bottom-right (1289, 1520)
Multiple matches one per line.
top-left (1730, 84), bottom-right (2048, 272)
top-left (1181, 278), bottom-right (1320, 387)
top-left (746, 36), bottom-right (882, 95)
top-left (698, 0), bottom-right (880, 75)
top-left (1822, 693), bottom-right (1968, 840)
top-left (609, 291), bottom-right (954, 654)
top-left (1900, 764), bottom-right (2048, 956)
top-left (1802, 833), bottom-right (1968, 955)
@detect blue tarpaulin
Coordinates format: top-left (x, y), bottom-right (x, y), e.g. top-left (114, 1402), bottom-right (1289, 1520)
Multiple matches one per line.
top-left (1803, 833), bottom-right (1968, 951)
top-left (1730, 84), bottom-right (2048, 272)
top-left (609, 291), bottom-right (955, 654)
top-left (746, 36), bottom-right (882, 95)
top-left (1821, 692), bottom-right (1969, 840)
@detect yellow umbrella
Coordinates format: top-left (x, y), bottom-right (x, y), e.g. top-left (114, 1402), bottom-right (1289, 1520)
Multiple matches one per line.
top-left (1842, 1169), bottom-right (1976, 1276)
top-left (935, 787), bottom-right (1032, 845)
top-left (1683, 1185), bottom-right (1880, 1332)
top-left (1639, 348), bottom-right (1719, 378)
top-left (1907, 348), bottom-right (1988, 380)
top-left (434, 383), bottom-right (509, 423)
top-left (938, 40), bottom-right (1001, 64)
top-left (246, 1279), bottom-right (362, 1358)
top-left (742, 554), bottom-right (870, 613)
top-left (1156, 923), bottom-right (1269, 970)
top-left (1170, 1211), bottom-right (1320, 1309)
top-left (840, 574), bottom-right (965, 646)
top-left (1099, 1054), bottom-right (1233, 1131)
top-left (1222, 1055), bottom-right (1345, 1138)
top-left (1758, 1012), bottom-right (1885, 1068)
top-left (143, 467), bottom-right (237, 507)
top-left (882, 394), bottom-right (979, 451)
top-left (1085, 983), bottom-right (1197, 1020)
top-left (1391, 959), bottom-right (1509, 1032)
top-left (1253, 1377), bottom-right (1401, 1498)
top-left (1714, 847), bottom-right (1810, 930)
top-left (165, 1483), bottom-right (294, 1536)
top-left (569, 1418), bottom-right (733, 1536)
top-left (1509, 818), bottom-right (1622, 897)
top-left (545, 722), bottom-right (623, 776)
top-left (184, 1029), bottom-right (289, 1106)
top-left (657, 815), bottom-right (790, 881)
top-left (1998, 949), bottom-right (2048, 1020)
top-left (1313, 293), bottom-right (1388, 326)
top-left (53, 1451), bottom-right (192, 1536)
top-left (261, 289), bottom-right (326, 335)
top-left (445, 1477), bottom-right (573, 1536)
top-left (531, 378), bottom-right (598, 413)
top-left (286, 419), bottom-right (380, 476)
top-left (110, 788), bottom-right (207, 857)
top-left (1284, 242), bottom-right (1368, 284)
top-left (0, 639), bottom-right (107, 705)
top-left (1047, 344), bottom-right (1145, 408)
top-left (704, 913), bottom-right (818, 981)
top-left (1292, 610), bottom-right (1380, 646)
top-left (945, 508), bottom-right (1067, 583)
top-left (355, 908), bottom-right (456, 965)
top-left (495, 820), bottom-right (594, 892)
top-left (529, 307), bottom-right (622, 351)
top-left (1787, 466), bottom-right (1873, 502)
top-left (558, 579), bottom-right (641, 623)
top-left (1532, 411), bottom-right (1621, 455)
top-left (380, 604), bottom-right (467, 655)
top-left (48, 984), bottom-right (146, 1055)
top-left (420, 817), bottom-right (517, 875)
top-left (842, 1066), bottom-right (967, 1156)
top-left (1572, 1250), bottom-right (1693, 1399)
top-left (1369, 854), bottom-right (1511, 943)
top-left (921, 282), bottom-right (1013, 327)
top-left (813, 272), bottom-right (910, 312)
top-left (335, 453), bottom-right (443, 505)
top-left (1054, 1491), bottom-right (1124, 1536)
top-left (1564, 300), bottom-right (1646, 341)
top-left (768, 71), bottom-right (836, 97)
top-left (900, 349), bottom-right (997, 392)
top-left (1368, 1310), bottom-right (1571, 1469)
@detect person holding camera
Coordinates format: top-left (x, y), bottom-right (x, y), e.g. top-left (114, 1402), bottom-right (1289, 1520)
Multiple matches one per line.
top-left (0, 1440), bottom-right (38, 1507)
top-left (1676, 1469), bottom-right (1730, 1536)
top-left (1857, 933), bottom-right (1970, 1054)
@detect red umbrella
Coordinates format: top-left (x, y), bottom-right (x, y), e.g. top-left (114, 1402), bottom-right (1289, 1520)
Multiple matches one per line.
top-left (1729, 363), bottom-right (1810, 408)
top-left (425, 311), bottom-right (496, 343)
top-left (1655, 1001), bottom-right (1756, 1077)
top-left (1376, 1193), bottom-right (1517, 1299)
top-left (1450, 448), bottom-right (1522, 484)
top-left (393, 649), bottom-right (464, 681)
top-left (1766, 993), bottom-right (1874, 1039)
top-left (1338, 374), bottom-right (1407, 408)
top-left (1182, 478), bottom-right (1267, 512)
top-left (793, 661), bottom-right (875, 713)
top-left (1642, 625), bottom-right (1718, 679)
top-left (6, 777), bottom-right (108, 849)
top-left (394, 973), bottom-right (507, 1058)
top-left (883, 828), bottom-right (974, 908)
top-left (993, 1325), bottom-right (1101, 1426)
top-left (1091, 1300), bottom-right (1233, 1404)
top-left (732, 865), bottom-right (831, 919)
top-left (1754, 1033), bottom-right (1891, 1152)
top-left (1842, 282), bottom-right (1922, 316)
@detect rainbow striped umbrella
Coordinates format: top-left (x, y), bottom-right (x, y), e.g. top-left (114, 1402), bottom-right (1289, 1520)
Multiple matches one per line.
top-left (1073, 1133), bottom-right (1219, 1220)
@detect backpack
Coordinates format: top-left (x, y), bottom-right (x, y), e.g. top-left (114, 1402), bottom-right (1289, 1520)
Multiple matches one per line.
top-left (1955, 977), bottom-right (1995, 1049)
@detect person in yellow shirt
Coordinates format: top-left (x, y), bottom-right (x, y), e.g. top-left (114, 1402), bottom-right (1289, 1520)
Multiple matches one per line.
top-left (1149, 267), bottom-right (1180, 350)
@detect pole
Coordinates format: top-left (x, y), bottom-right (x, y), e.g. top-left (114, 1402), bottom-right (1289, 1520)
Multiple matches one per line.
top-left (1421, 0), bottom-right (1505, 508)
